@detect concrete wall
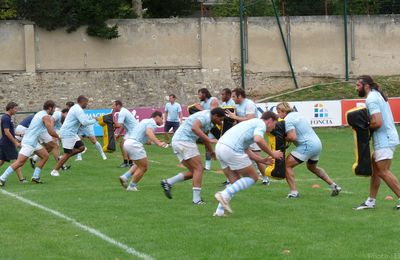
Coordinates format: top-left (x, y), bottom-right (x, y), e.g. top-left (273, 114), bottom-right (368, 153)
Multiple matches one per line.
top-left (0, 16), bottom-right (400, 110)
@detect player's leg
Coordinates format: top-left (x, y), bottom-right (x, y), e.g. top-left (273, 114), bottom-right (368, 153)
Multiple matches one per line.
top-left (285, 154), bottom-right (301, 198)
top-left (161, 141), bottom-right (200, 201)
top-left (31, 147), bottom-right (49, 183)
top-left (89, 136), bottom-right (107, 160)
top-left (306, 160), bottom-right (341, 196)
top-left (126, 158), bottom-right (148, 191)
top-left (0, 147), bottom-right (31, 186)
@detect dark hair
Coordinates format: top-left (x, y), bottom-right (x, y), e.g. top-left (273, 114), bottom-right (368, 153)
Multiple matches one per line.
top-left (6, 101), bottom-right (18, 111)
top-left (43, 100), bottom-right (56, 110)
top-left (65, 101), bottom-right (74, 108)
top-left (222, 88), bottom-right (231, 96)
top-left (169, 94), bottom-right (176, 99)
top-left (61, 108), bottom-right (69, 114)
top-left (261, 111), bottom-right (278, 121)
top-left (232, 88), bottom-right (246, 98)
top-left (114, 100), bottom-right (123, 107)
top-left (358, 75), bottom-right (388, 102)
top-left (151, 111), bottom-right (163, 118)
top-left (198, 88), bottom-right (212, 99)
top-left (77, 95), bottom-right (88, 103)
top-left (210, 107), bottom-right (225, 117)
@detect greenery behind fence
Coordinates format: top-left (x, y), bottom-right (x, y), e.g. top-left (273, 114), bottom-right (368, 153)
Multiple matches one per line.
top-left (2, 0), bottom-right (400, 38)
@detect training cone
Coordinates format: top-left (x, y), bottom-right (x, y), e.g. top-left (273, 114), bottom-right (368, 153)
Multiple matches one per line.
top-left (385, 195), bottom-right (394, 201)
top-left (311, 184), bottom-right (321, 188)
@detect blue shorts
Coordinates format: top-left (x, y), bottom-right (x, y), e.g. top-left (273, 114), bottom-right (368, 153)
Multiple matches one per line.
top-left (0, 144), bottom-right (18, 162)
top-left (164, 121), bottom-right (179, 133)
top-left (291, 140), bottom-right (322, 163)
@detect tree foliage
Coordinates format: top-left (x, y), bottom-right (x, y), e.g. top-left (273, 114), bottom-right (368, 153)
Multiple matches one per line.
top-left (211, 0), bottom-right (400, 17)
top-left (142, 0), bottom-right (197, 18)
top-left (0, 0), bottom-right (17, 19)
top-left (13, 0), bottom-right (136, 39)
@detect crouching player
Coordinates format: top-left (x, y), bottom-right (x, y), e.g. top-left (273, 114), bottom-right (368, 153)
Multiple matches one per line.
top-left (213, 111), bottom-right (283, 216)
top-left (118, 111), bottom-right (167, 191)
top-left (161, 108), bottom-right (225, 204)
top-left (276, 102), bottom-right (342, 198)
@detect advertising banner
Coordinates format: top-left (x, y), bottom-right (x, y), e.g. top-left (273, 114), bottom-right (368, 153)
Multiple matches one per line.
top-left (84, 109), bottom-right (112, 136)
top-left (341, 97), bottom-right (400, 125)
top-left (265, 101), bottom-right (342, 127)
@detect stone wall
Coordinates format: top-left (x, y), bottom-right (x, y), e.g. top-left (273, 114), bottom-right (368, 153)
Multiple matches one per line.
top-left (1, 16), bottom-right (400, 110)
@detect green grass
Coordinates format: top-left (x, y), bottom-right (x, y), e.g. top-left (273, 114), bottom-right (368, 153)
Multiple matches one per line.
top-left (0, 129), bottom-right (400, 259)
top-left (264, 75), bottom-right (400, 102)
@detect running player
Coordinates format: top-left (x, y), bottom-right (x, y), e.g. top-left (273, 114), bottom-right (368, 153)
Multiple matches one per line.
top-left (0, 100), bottom-right (59, 186)
top-left (161, 108), bottom-right (225, 204)
top-left (118, 111), bottom-right (167, 191)
top-left (227, 88), bottom-right (271, 185)
top-left (50, 95), bottom-right (97, 177)
top-left (214, 111), bottom-right (283, 216)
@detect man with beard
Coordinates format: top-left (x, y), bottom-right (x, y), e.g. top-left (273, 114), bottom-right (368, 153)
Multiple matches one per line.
top-left (354, 75), bottom-right (400, 210)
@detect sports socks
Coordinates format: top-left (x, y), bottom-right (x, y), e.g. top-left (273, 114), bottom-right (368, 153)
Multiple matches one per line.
top-left (32, 167), bottom-right (41, 179)
top-left (0, 166), bottom-right (14, 181)
top-left (76, 153), bottom-right (82, 160)
top-left (95, 141), bottom-right (104, 155)
top-left (365, 197), bottom-right (376, 206)
top-left (193, 187), bottom-right (201, 202)
top-left (122, 171), bottom-right (132, 180)
top-left (221, 177), bottom-right (255, 200)
top-left (167, 173), bottom-right (184, 186)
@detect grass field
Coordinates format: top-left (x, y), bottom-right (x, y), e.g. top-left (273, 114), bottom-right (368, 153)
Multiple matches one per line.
top-left (0, 128), bottom-right (400, 259)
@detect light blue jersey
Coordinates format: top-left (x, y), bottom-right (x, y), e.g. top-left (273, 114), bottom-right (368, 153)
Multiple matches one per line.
top-left (201, 97), bottom-right (219, 110)
top-left (52, 111), bottom-right (63, 130)
top-left (132, 118), bottom-right (158, 144)
top-left (366, 90), bottom-right (399, 149)
top-left (165, 102), bottom-right (182, 122)
top-left (221, 99), bottom-right (235, 107)
top-left (22, 111), bottom-right (48, 147)
top-left (60, 104), bottom-right (96, 138)
top-left (219, 118), bottom-right (266, 153)
top-left (118, 107), bottom-right (138, 139)
top-left (172, 110), bottom-right (213, 143)
top-left (236, 98), bottom-right (259, 118)
top-left (284, 111), bottom-right (321, 147)
top-left (78, 125), bottom-right (95, 137)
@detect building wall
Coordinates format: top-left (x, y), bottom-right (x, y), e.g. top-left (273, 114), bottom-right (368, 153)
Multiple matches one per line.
top-left (0, 16), bottom-right (399, 110)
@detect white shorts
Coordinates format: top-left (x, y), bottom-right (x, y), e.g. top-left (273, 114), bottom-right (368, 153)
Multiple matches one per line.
top-left (123, 139), bottom-right (147, 161)
top-left (38, 131), bottom-right (53, 144)
top-left (373, 147), bottom-right (396, 162)
top-left (171, 141), bottom-right (200, 162)
top-left (19, 143), bottom-right (43, 157)
top-left (61, 135), bottom-right (82, 150)
top-left (78, 125), bottom-right (95, 137)
top-left (216, 143), bottom-right (252, 170)
top-left (15, 125), bottom-right (27, 136)
top-left (249, 142), bottom-right (261, 151)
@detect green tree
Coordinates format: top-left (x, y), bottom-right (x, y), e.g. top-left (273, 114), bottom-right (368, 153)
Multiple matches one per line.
top-left (0, 0), bottom-right (17, 19)
top-left (14, 0), bottom-right (136, 39)
top-left (142, 0), bottom-right (197, 18)
top-left (211, 0), bottom-right (275, 17)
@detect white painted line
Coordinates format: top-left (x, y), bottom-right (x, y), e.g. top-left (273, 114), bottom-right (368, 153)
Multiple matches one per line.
top-left (0, 189), bottom-right (153, 260)
top-left (148, 159), bottom-right (161, 164)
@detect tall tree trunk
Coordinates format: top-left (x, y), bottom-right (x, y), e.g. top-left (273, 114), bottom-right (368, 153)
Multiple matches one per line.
top-left (325, 0), bottom-right (328, 15)
top-left (132, 0), bottom-right (142, 18)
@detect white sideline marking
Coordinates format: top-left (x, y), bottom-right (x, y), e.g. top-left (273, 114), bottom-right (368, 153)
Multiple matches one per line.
top-left (148, 159), bottom-right (161, 164)
top-left (0, 189), bottom-right (153, 260)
